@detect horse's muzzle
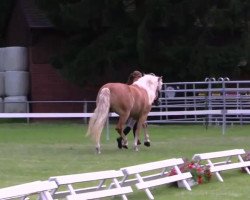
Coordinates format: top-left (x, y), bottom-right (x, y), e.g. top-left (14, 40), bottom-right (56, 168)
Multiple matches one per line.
top-left (153, 99), bottom-right (161, 106)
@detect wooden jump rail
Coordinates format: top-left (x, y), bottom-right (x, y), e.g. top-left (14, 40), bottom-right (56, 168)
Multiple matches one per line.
top-left (49, 170), bottom-right (133, 200)
top-left (192, 149), bottom-right (250, 182)
top-left (119, 158), bottom-right (192, 200)
top-left (0, 180), bottom-right (57, 200)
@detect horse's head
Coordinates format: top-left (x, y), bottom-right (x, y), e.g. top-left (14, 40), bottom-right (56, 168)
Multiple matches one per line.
top-left (153, 76), bottom-right (163, 106)
top-left (156, 76), bottom-right (163, 93)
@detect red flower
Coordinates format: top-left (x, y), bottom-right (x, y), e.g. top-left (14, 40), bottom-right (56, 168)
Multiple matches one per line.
top-left (167, 158), bottom-right (212, 185)
top-left (198, 176), bottom-right (203, 184)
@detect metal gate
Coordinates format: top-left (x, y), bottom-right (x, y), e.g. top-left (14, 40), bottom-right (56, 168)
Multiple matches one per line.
top-left (149, 79), bottom-right (250, 125)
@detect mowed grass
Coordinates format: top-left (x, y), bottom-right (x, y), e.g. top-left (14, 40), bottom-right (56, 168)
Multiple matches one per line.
top-left (0, 122), bottom-right (250, 200)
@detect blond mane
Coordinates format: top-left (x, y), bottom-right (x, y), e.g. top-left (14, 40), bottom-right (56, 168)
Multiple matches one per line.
top-left (133, 74), bottom-right (162, 104)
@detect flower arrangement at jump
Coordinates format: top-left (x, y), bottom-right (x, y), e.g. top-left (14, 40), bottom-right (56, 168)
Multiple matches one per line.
top-left (168, 158), bottom-right (212, 186)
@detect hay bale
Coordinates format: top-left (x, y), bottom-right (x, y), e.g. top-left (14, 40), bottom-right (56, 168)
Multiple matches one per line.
top-left (0, 72), bottom-right (4, 96)
top-left (0, 97), bottom-right (3, 113)
top-left (4, 96), bottom-right (28, 113)
top-left (5, 71), bottom-right (29, 96)
top-left (0, 48), bottom-right (5, 72)
top-left (4, 46), bottom-right (28, 71)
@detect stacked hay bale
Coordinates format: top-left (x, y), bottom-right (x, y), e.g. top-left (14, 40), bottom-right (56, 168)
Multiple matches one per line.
top-left (2, 47), bottom-right (29, 113)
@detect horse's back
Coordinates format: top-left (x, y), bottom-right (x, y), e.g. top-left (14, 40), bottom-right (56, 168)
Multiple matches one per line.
top-left (102, 82), bottom-right (132, 102)
top-left (100, 83), bottom-right (131, 98)
top-left (99, 83), bottom-right (150, 118)
top-left (98, 83), bottom-right (133, 114)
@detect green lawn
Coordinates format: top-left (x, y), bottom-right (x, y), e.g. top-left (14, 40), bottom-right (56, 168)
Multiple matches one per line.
top-left (0, 122), bottom-right (249, 199)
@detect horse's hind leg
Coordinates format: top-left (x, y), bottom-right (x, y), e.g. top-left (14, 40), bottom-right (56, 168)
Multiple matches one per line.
top-left (115, 115), bottom-right (129, 149)
top-left (96, 142), bottom-right (101, 154)
top-left (95, 132), bottom-right (102, 154)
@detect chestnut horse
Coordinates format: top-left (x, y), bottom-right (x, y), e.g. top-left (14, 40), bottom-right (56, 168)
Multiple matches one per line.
top-left (86, 74), bottom-right (163, 154)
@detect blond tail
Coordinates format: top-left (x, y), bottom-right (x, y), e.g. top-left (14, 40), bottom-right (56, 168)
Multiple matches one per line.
top-left (86, 88), bottom-right (110, 144)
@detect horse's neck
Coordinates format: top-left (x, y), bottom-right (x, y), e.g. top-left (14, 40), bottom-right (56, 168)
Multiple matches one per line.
top-left (146, 89), bottom-right (157, 104)
top-left (134, 82), bottom-right (156, 105)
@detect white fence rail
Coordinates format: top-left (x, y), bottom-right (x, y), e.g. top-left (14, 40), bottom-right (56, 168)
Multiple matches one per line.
top-left (1, 109), bottom-right (250, 135)
top-left (153, 79), bottom-right (250, 125)
top-left (1, 80), bottom-right (250, 134)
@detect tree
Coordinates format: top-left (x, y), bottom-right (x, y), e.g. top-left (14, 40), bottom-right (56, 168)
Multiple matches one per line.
top-left (0, 0), bottom-right (14, 46)
top-left (36, 0), bottom-right (250, 85)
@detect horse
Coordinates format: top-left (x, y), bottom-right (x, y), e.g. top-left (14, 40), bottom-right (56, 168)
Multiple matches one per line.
top-left (86, 73), bottom-right (163, 154)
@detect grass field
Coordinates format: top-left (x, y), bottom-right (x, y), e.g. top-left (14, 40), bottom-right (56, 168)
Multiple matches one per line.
top-left (0, 122), bottom-right (250, 199)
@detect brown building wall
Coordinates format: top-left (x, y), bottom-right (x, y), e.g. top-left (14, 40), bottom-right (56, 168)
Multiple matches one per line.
top-left (29, 41), bottom-right (98, 113)
top-left (6, 0), bottom-right (30, 46)
top-left (5, 1), bottom-right (98, 114)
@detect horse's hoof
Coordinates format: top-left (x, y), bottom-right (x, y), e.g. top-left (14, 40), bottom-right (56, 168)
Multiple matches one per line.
top-left (116, 137), bottom-right (122, 149)
top-left (122, 145), bottom-right (128, 149)
top-left (96, 148), bottom-right (101, 154)
top-left (134, 146), bottom-right (139, 152)
top-left (137, 140), bottom-right (141, 145)
top-left (144, 141), bottom-right (150, 147)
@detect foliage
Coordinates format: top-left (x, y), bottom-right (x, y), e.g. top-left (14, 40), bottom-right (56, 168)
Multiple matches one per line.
top-left (0, 0), bottom-right (14, 46)
top-left (35, 0), bottom-right (250, 85)
top-left (168, 158), bottom-right (212, 184)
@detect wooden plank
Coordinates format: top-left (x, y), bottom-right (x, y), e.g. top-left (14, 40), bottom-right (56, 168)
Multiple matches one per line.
top-left (51, 170), bottom-right (123, 185)
top-left (0, 181), bottom-right (57, 199)
top-left (0, 113), bottom-right (92, 118)
top-left (193, 149), bottom-right (245, 160)
top-left (136, 172), bottom-right (192, 190)
top-left (52, 186), bottom-right (106, 199)
top-left (0, 109), bottom-right (223, 119)
top-left (211, 161), bottom-right (250, 172)
top-left (121, 158), bottom-right (182, 175)
top-left (50, 170), bottom-right (128, 199)
top-left (66, 187), bottom-right (133, 200)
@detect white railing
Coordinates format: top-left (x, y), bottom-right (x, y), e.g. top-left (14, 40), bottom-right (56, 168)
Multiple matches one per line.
top-left (155, 79), bottom-right (250, 124)
top-left (1, 109), bottom-right (250, 135)
top-left (1, 79), bottom-right (250, 134)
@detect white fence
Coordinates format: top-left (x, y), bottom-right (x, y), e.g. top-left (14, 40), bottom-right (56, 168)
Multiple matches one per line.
top-left (152, 79), bottom-right (250, 125)
top-left (1, 79), bottom-right (250, 135)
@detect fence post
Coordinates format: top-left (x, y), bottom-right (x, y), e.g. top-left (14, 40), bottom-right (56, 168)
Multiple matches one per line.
top-left (83, 101), bottom-right (87, 124)
top-left (26, 101), bottom-right (30, 123)
top-left (207, 78), bottom-right (215, 125)
top-left (221, 79), bottom-right (226, 135)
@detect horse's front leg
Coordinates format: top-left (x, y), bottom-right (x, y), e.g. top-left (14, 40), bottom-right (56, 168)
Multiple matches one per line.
top-left (143, 122), bottom-right (151, 147)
